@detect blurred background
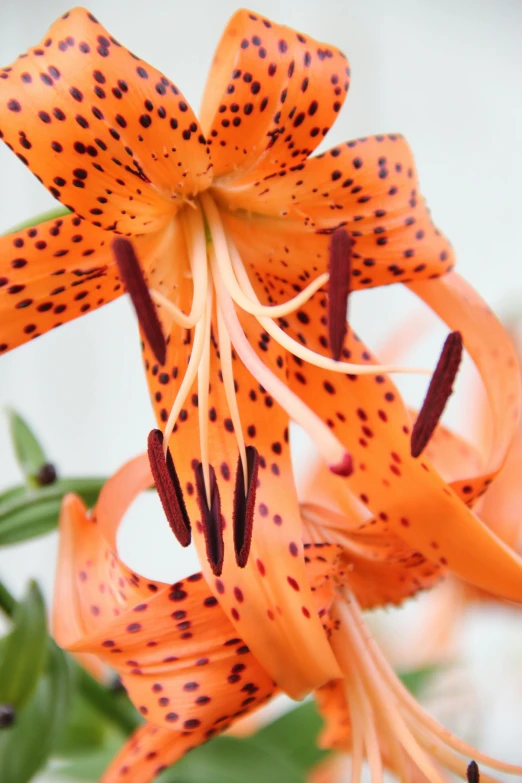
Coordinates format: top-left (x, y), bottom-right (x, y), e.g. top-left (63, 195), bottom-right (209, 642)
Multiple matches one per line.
top-left (0, 0), bottom-right (521, 778)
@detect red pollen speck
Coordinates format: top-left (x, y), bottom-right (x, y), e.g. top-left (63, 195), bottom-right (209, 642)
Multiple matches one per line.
top-left (329, 452), bottom-right (353, 477)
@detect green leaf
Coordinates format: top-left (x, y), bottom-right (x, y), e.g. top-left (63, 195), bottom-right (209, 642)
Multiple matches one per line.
top-left (5, 409), bottom-right (47, 486)
top-left (3, 206), bottom-right (71, 235)
top-left (0, 477), bottom-right (106, 545)
top-left (0, 641), bottom-right (71, 783)
top-left (53, 691), bottom-right (108, 756)
top-left (54, 738), bottom-right (125, 781)
top-left (0, 581), bottom-right (47, 710)
top-left (253, 700), bottom-right (327, 773)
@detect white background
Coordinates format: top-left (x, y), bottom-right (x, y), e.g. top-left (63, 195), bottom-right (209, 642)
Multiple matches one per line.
top-left (0, 0), bottom-right (521, 776)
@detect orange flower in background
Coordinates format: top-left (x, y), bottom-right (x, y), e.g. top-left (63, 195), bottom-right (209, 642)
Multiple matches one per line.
top-left (54, 454), bottom-right (522, 783)
top-left (2, 7), bottom-right (522, 703)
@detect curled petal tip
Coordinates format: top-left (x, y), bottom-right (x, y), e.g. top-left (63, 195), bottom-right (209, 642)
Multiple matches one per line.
top-left (195, 463), bottom-right (224, 576)
top-left (233, 446), bottom-right (259, 568)
top-left (329, 452), bottom-right (353, 477)
top-left (467, 761), bottom-right (480, 783)
top-left (112, 237), bottom-right (167, 366)
top-left (411, 330), bottom-right (463, 458)
top-left (328, 228), bottom-right (352, 361)
top-left (147, 429), bottom-right (191, 547)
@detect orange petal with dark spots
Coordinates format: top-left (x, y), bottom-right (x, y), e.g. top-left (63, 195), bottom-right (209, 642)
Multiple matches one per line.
top-left (0, 8), bottom-right (211, 234)
top-left (220, 135), bottom-right (454, 291)
top-left (0, 213), bottom-right (123, 354)
top-left (100, 723), bottom-right (209, 783)
top-left (53, 457), bottom-right (277, 736)
top-left (201, 9), bottom-right (350, 181)
top-left (280, 290), bottom-right (522, 603)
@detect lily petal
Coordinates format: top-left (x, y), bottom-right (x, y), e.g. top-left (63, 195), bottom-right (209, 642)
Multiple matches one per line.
top-left (53, 460), bottom-right (277, 734)
top-left (0, 8), bottom-right (211, 233)
top-left (201, 9), bottom-right (350, 181)
top-left (220, 134), bottom-right (454, 290)
top-left (280, 291), bottom-right (522, 602)
top-left (100, 723), bottom-right (208, 783)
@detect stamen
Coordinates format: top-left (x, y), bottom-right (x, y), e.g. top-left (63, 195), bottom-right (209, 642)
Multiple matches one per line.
top-left (162, 290), bottom-right (209, 451)
top-left (198, 286), bottom-right (213, 507)
top-left (217, 304), bottom-right (248, 491)
top-left (228, 234), bottom-right (432, 379)
top-left (233, 446), bottom-right (259, 567)
top-left (211, 250), bottom-right (347, 470)
top-left (147, 429), bottom-right (191, 547)
top-left (202, 191), bottom-right (329, 318)
top-left (112, 237), bottom-right (166, 365)
top-left (328, 228), bottom-right (352, 361)
top-left (194, 462), bottom-right (224, 576)
top-left (467, 761), bottom-right (480, 783)
top-left (411, 331), bottom-right (463, 458)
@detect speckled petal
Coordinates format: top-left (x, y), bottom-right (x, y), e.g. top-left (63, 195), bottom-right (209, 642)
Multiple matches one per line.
top-left (0, 213), bottom-right (123, 353)
top-left (0, 8), bottom-right (211, 234)
top-left (100, 723), bottom-right (209, 783)
top-left (201, 9), bottom-right (350, 181)
top-left (280, 290), bottom-right (522, 603)
top-left (53, 458), bottom-right (277, 734)
top-left (219, 134), bottom-right (454, 291)
top-left (408, 272), bottom-right (521, 502)
top-left (143, 297), bottom-right (342, 698)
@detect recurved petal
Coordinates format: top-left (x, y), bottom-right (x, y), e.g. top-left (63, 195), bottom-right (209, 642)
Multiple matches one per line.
top-left (219, 135), bottom-right (454, 291)
top-left (100, 723), bottom-right (209, 783)
top-left (54, 459), bottom-right (277, 735)
top-left (281, 290), bottom-right (522, 603)
top-left (408, 272), bottom-right (521, 502)
top-left (0, 213), bottom-right (124, 353)
top-left (0, 8), bottom-right (211, 233)
top-left (201, 9), bottom-right (350, 181)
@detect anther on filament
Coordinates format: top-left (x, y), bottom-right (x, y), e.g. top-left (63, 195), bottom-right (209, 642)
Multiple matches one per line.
top-left (112, 238), bottom-right (166, 365)
top-left (328, 228), bottom-right (353, 361)
top-left (147, 429), bottom-right (191, 547)
top-left (233, 446), bottom-right (260, 568)
top-left (194, 462), bottom-right (224, 576)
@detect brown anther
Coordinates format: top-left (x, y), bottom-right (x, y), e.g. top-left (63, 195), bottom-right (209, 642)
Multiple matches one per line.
top-left (147, 429), bottom-right (191, 547)
top-left (194, 463), bottom-right (224, 577)
top-left (329, 452), bottom-right (353, 477)
top-left (328, 228), bottom-right (352, 361)
top-left (411, 331), bottom-right (463, 458)
top-left (112, 237), bottom-right (166, 365)
top-left (467, 761), bottom-right (480, 783)
top-left (233, 446), bottom-right (260, 568)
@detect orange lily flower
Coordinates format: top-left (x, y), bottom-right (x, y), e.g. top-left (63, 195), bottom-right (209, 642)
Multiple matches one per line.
top-left (3, 8), bottom-right (522, 702)
top-left (54, 453), bottom-right (522, 783)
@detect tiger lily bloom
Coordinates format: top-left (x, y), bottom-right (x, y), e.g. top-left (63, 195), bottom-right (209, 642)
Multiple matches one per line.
top-left (54, 453), bottom-right (522, 783)
top-left (3, 8), bottom-right (522, 701)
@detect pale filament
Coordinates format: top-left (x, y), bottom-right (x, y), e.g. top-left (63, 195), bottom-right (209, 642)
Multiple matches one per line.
top-left (162, 284), bottom-right (210, 455)
top-left (228, 234), bottom-right (432, 378)
top-left (338, 593), bottom-right (520, 782)
top-left (200, 191), bottom-right (330, 318)
top-left (216, 303), bottom-right (248, 493)
top-left (197, 285), bottom-right (213, 507)
top-left (210, 248), bottom-right (348, 470)
top-left (342, 666), bottom-right (364, 783)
